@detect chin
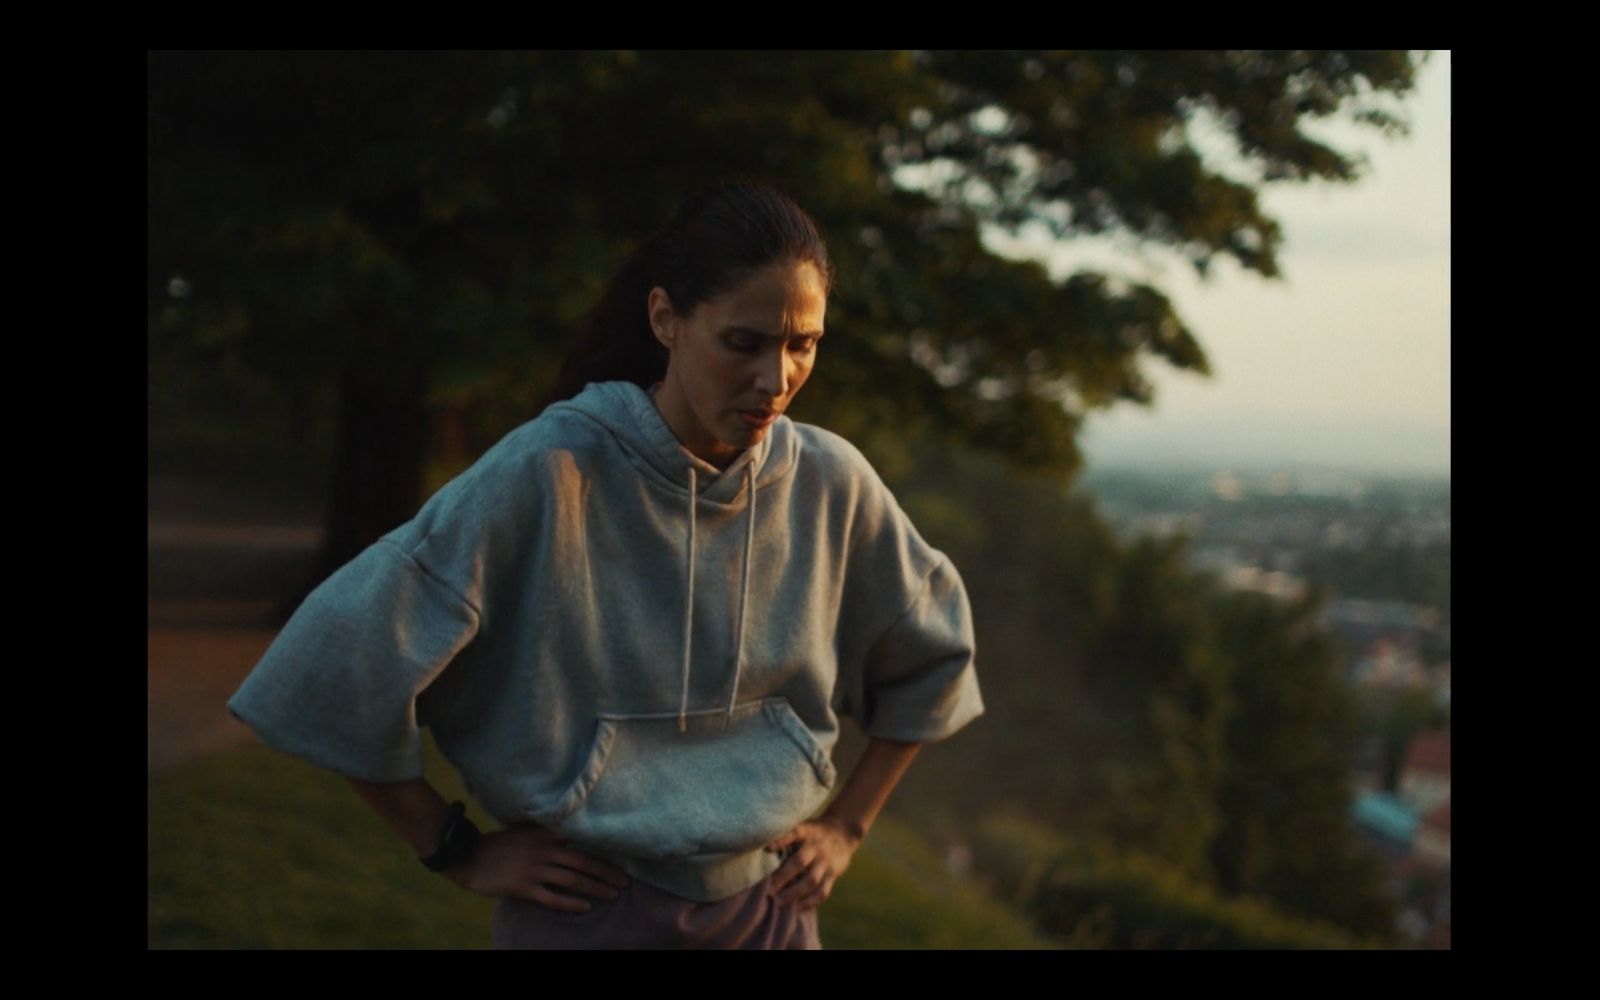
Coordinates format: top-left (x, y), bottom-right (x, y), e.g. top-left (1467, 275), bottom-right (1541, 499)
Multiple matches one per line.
top-left (724, 420), bottom-right (766, 445)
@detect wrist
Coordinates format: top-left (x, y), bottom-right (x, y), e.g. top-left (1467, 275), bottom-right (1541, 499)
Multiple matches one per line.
top-left (819, 812), bottom-right (868, 845)
top-left (420, 801), bottom-right (483, 873)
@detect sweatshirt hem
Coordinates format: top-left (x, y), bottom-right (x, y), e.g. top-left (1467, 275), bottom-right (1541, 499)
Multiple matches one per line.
top-left (604, 846), bottom-right (785, 903)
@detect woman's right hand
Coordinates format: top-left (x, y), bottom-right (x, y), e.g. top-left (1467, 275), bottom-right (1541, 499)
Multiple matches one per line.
top-left (445, 824), bottom-right (632, 912)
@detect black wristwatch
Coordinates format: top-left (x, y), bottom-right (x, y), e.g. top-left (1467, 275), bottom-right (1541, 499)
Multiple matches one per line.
top-left (420, 801), bottom-right (483, 873)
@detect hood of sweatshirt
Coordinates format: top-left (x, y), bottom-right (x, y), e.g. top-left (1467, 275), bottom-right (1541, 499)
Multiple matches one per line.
top-left (553, 380), bottom-right (799, 504)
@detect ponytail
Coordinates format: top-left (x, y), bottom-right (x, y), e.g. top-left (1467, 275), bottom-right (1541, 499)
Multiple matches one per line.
top-left (545, 234), bottom-right (670, 406)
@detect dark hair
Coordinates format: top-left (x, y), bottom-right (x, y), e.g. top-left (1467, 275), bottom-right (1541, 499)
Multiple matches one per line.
top-left (545, 183), bottom-right (833, 406)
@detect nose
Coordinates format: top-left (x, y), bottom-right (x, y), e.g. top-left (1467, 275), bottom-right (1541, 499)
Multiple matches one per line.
top-left (754, 344), bottom-right (789, 402)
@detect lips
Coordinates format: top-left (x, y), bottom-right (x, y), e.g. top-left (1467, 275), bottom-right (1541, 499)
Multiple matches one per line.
top-left (738, 409), bottom-right (777, 429)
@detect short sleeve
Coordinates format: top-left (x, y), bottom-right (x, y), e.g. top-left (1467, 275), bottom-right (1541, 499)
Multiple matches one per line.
top-left (846, 554), bottom-right (984, 744)
top-left (226, 537), bottom-right (482, 782)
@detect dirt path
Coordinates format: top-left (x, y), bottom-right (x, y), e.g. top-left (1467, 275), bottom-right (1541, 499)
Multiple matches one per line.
top-left (147, 628), bottom-right (276, 773)
top-left (147, 475), bottom-right (322, 775)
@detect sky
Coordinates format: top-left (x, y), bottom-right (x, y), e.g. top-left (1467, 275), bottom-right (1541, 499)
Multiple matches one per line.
top-left (999, 52), bottom-right (1451, 476)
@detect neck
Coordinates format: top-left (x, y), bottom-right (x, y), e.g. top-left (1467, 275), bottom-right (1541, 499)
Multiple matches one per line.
top-left (648, 381), bottom-right (739, 470)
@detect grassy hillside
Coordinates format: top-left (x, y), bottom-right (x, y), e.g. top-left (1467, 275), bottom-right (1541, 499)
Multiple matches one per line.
top-left (147, 738), bottom-right (1050, 950)
top-left (970, 814), bottom-right (1383, 949)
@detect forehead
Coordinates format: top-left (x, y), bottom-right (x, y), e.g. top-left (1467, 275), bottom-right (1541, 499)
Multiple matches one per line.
top-left (707, 262), bottom-right (827, 334)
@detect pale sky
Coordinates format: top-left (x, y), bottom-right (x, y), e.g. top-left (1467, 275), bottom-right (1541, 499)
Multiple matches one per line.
top-left (1001, 51), bottom-right (1452, 475)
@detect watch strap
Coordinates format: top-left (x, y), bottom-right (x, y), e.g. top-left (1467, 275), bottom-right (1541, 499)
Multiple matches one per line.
top-left (420, 801), bottom-right (483, 873)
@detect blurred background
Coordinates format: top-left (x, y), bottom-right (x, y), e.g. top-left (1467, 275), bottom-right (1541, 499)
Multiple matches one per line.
top-left (148, 50), bottom-right (1449, 949)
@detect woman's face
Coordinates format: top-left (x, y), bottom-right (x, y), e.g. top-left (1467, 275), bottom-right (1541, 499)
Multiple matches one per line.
top-left (649, 260), bottom-right (827, 469)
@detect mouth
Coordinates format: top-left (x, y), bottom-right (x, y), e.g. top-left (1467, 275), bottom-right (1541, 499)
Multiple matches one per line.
top-left (737, 409), bottom-right (778, 429)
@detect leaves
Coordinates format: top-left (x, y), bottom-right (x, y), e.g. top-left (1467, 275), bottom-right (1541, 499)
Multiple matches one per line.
top-left (151, 51), bottom-right (1421, 476)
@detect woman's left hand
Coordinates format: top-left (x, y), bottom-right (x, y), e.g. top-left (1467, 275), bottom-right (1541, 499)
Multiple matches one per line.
top-left (765, 817), bottom-right (862, 911)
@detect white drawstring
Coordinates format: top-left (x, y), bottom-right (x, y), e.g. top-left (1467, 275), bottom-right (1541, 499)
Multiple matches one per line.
top-left (724, 463), bottom-right (756, 729)
top-left (677, 462), bottom-right (757, 734)
top-left (678, 465), bottom-right (697, 733)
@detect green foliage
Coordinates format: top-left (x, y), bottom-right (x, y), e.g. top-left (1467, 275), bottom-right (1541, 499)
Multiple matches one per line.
top-left (1301, 538), bottom-right (1452, 621)
top-left (1207, 590), bottom-right (1398, 936)
top-left (150, 50), bottom-right (1424, 484)
top-left (822, 819), bottom-right (1053, 949)
top-left (901, 52), bottom-right (1421, 268)
top-left (971, 814), bottom-right (1384, 949)
top-left (1359, 686), bottom-right (1447, 791)
top-left (147, 738), bottom-right (1046, 949)
top-left (873, 441), bottom-right (1398, 939)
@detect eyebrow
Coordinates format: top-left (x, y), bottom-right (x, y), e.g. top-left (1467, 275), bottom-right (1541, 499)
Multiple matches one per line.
top-left (722, 324), bottom-right (825, 340)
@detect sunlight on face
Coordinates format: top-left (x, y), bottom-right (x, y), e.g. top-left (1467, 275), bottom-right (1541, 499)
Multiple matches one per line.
top-left (649, 261), bottom-right (827, 469)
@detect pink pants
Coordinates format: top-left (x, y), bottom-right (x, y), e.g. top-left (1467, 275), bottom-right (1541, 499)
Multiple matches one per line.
top-left (490, 870), bottom-right (821, 950)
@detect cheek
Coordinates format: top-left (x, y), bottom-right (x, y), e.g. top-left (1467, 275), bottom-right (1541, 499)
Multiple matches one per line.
top-left (789, 356), bottom-right (815, 392)
top-left (697, 351), bottom-right (747, 404)
top-left (689, 343), bottom-right (734, 386)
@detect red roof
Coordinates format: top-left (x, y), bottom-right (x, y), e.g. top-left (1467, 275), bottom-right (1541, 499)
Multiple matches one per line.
top-left (1423, 802), bottom-right (1451, 834)
top-left (1404, 732), bottom-right (1451, 776)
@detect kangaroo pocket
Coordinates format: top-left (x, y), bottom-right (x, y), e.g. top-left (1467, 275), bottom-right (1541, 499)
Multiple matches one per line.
top-left (539, 697), bottom-right (837, 860)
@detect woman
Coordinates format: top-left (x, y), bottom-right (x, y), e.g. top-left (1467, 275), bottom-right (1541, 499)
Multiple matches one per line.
top-left (228, 183), bottom-right (983, 949)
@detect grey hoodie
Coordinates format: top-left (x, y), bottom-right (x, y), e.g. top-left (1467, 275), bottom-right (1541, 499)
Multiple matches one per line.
top-left (228, 381), bottom-right (982, 901)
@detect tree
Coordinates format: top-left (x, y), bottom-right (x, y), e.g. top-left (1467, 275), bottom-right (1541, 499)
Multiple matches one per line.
top-left (1208, 587), bottom-right (1396, 936)
top-left (148, 51), bottom-right (1426, 585)
top-left (872, 444), bottom-right (1399, 934)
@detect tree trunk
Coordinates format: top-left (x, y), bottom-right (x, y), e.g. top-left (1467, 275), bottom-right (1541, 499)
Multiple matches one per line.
top-left (279, 365), bottom-right (428, 620)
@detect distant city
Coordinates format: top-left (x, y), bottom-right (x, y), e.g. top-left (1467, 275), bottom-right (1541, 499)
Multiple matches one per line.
top-left (1081, 461), bottom-right (1451, 948)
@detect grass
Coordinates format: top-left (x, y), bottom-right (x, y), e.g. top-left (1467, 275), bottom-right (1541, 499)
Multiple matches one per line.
top-left (147, 739), bottom-right (491, 949)
top-left (970, 813), bottom-right (1377, 949)
top-left (148, 738), bottom-right (1051, 950)
top-left (823, 817), bottom-right (1053, 949)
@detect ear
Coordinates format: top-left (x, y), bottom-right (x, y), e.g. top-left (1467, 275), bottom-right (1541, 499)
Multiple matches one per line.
top-left (647, 286), bottom-right (677, 350)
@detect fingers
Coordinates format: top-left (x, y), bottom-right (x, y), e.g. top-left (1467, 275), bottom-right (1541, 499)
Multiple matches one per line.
top-left (767, 828), bottom-right (801, 853)
top-left (795, 873), bottom-right (836, 912)
top-left (770, 842), bottom-right (829, 906)
top-left (772, 859), bottom-right (833, 910)
top-left (494, 825), bottom-right (632, 909)
top-left (766, 823), bottom-right (847, 911)
top-left (536, 862), bottom-right (624, 902)
top-left (524, 884), bottom-right (593, 913)
top-left (539, 830), bottom-right (630, 888)
top-left (546, 846), bottom-right (632, 891)
top-left (775, 861), bottom-right (825, 905)
top-left (524, 826), bottom-right (631, 886)
top-left (767, 843), bottom-right (813, 896)
top-left (767, 822), bottom-right (821, 891)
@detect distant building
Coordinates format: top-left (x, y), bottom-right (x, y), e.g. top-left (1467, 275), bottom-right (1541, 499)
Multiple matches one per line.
top-left (1351, 736), bottom-right (1386, 793)
top-left (1429, 662), bottom-right (1451, 710)
top-left (1211, 470), bottom-right (1245, 502)
top-left (1353, 790), bottom-right (1417, 847)
top-left (1399, 732), bottom-right (1450, 815)
top-left (1352, 637), bottom-right (1428, 689)
top-left (1392, 853), bottom-right (1451, 950)
top-left (1415, 801), bottom-right (1451, 869)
